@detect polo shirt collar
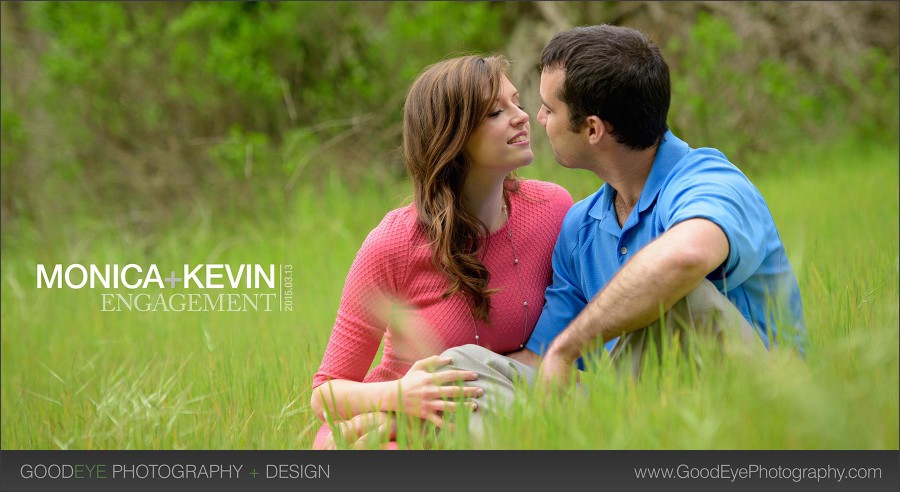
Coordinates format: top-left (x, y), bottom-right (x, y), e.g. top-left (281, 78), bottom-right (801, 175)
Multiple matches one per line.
top-left (588, 185), bottom-right (614, 222)
top-left (586, 131), bottom-right (691, 223)
top-left (636, 130), bottom-right (691, 214)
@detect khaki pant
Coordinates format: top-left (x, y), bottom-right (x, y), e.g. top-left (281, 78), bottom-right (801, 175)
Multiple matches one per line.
top-left (436, 279), bottom-right (765, 442)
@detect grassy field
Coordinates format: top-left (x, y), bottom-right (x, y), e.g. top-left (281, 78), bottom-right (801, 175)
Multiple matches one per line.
top-left (1, 136), bottom-right (897, 449)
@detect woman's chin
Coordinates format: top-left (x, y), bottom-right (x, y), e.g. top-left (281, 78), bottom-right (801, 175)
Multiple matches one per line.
top-left (518, 154), bottom-right (535, 169)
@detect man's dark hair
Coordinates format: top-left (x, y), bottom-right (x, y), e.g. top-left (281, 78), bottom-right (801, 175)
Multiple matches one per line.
top-left (540, 24), bottom-right (670, 150)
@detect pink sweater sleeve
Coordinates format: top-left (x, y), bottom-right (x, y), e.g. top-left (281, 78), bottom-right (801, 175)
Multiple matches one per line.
top-left (312, 210), bottom-right (408, 389)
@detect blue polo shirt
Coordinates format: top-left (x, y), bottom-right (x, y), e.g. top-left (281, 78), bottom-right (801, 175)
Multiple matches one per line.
top-left (526, 131), bottom-right (805, 364)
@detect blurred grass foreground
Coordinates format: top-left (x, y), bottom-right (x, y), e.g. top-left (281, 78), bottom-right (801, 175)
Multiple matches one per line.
top-left (1, 2), bottom-right (898, 449)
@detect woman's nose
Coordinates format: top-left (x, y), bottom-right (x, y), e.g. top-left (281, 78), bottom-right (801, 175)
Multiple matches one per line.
top-left (511, 106), bottom-right (529, 126)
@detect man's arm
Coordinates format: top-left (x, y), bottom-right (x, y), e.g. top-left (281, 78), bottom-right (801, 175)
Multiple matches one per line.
top-left (506, 348), bottom-right (542, 367)
top-left (524, 206), bottom-right (589, 360)
top-left (540, 218), bottom-right (729, 384)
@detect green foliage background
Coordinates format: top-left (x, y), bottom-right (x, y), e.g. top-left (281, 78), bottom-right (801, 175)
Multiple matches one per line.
top-left (1, 1), bottom-right (898, 450)
top-left (2, 1), bottom-right (898, 240)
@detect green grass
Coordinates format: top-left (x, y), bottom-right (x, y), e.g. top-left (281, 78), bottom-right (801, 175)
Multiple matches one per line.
top-left (1, 136), bottom-right (897, 449)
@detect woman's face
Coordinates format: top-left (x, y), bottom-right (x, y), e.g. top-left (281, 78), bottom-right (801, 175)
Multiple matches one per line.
top-left (463, 76), bottom-right (533, 175)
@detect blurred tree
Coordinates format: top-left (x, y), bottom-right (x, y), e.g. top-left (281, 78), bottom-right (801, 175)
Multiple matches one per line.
top-left (1, 1), bottom-right (896, 242)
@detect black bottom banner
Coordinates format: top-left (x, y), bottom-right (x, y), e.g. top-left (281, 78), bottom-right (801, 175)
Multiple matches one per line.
top-left (1, 450), bottom-right (898, 492)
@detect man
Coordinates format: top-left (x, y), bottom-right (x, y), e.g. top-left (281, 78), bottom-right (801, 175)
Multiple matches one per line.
top-left (517, 24), bottom-right (805, 386)
top-left (443, 23), bottom-right (804, 409)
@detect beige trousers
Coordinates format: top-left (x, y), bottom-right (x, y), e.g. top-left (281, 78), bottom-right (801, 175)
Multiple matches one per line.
top-left (436, 279), bottom-right (765, 441)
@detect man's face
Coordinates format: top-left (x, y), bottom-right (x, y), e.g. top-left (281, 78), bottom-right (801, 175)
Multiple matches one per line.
top-left (538, 68), bottom-right (589, 170)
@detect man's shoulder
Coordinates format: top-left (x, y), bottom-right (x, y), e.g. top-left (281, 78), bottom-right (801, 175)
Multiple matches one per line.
top-left (656, 143), bottom-right (769, 224)
top-left (664, 132), bottom-right (730, 168)
top-left (679, 146), bottom-right (734, 172)
top-left (666, 146), bottom-right (752, 189)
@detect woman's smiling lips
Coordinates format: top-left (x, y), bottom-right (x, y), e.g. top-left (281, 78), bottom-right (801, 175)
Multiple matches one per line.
top-left (508, 131), bottom-right (529, 145)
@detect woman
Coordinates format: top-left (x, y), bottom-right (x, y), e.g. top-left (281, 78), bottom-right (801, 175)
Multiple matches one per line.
top-left (310, 55), bottom-right (572, 449)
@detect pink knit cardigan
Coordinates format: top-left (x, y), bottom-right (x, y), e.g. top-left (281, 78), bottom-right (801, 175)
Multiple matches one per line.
top-left (313, 180), bottom-right (573, 388)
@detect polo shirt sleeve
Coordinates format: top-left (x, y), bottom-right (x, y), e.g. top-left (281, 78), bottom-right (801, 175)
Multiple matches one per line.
top-left (657, 153), bottom-right (769, 289)
top-left (526, 211), bottom-right (587, 356)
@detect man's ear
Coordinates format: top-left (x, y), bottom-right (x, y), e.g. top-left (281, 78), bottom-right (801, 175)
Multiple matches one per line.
top-left (584, 115), bottom-right (611, 145)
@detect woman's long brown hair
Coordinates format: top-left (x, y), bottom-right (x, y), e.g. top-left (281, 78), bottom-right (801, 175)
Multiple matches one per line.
top-left (402, 55), bottom-right (519, 322)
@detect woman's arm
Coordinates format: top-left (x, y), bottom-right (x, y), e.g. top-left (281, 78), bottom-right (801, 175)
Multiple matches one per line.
top-left (311, 212), bottom-right (482, 427)
top-left (310, 379), bottom-right (396, 422)
top-left (320, 411), bottom-right (397, 450)
top-left (310, 212), bottom-right (405, 420)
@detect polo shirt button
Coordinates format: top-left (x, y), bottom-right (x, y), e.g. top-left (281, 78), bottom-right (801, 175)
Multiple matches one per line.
top-left (620, 246), bottom-right (628, 255)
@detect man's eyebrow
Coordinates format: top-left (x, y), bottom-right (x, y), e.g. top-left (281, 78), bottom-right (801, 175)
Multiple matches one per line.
top-left (540, 95), bottom-right (553, 110)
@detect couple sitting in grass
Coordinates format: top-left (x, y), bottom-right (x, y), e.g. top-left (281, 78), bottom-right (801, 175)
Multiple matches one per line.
top-left (309, 25), bottom-right (805, 449)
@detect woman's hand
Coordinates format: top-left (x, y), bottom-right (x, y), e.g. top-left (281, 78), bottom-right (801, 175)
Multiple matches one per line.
top-left (394, 355), bottom-right (482, 428)
top-left (324, 412), bottom-right (396, 450)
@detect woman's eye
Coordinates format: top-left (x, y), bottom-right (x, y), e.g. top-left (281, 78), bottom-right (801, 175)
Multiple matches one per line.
top-left (488, 110), bottom-right (502, 118)
top-left (517, 105), bottom-right (525, 111)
